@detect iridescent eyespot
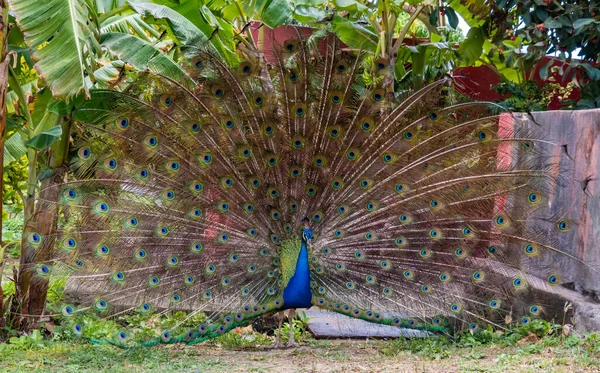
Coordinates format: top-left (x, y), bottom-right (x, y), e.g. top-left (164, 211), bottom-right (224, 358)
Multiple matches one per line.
top-left (455, 248), bottom-right (466, 258)
top-left (191, 122), bottom-right (200, 132)
top-left (105, 158), bottom-right (117, 169)
top-left (513, 277), bottom-right (526, 289)
top-left (472, 271), bottom-right (485, 281)
top-left (313, 155), bottom-right (327, 168)
top-left (523, 244), bottom-right (536, 256)
top-left (329, 126), bottom-right (340, 138)
top-left (240, 61), bottom-right (253, 74)
top-left (148, 276), bottom-right (160, 286)
top-left (212, 86), bottom-right (224, 98)
top-left (191, 243), bottom-right (203, 252)
top-left (199, 153), bottom-right (212, 166)
top-left (116, 118), bottom-right (129, 129)
top-left (557, 219), bottom-right (571, 232)
top-left (489, 300), bottom-right (501, 309)
top-left (135, 249), bottom-right (146, 259)
top-left (223, 119), bottom-right (235, 129)
top-left (283, 39), bottom-right (298, 53)
top-left (266, 154), bottom-right (278, 167)
top-left (548, 275), bottom-right (559, 285)
top-left (336, 61), bottom-right (347, 72)
top-left (528, 192), bottom-right (540, 204)
top-left (64, 188), bottom-right (77, 199)
top-left (95, 299), bottom-right (108, 311)
top-left (78, 147), bottom-right (91, 159)
top-left (249, 177), bottom-right (260, 188)
top-left (403, 131), bottom-right (414, 140)
top-left (428, 112), bottom-right (438, 121)
top-left (63, 238), bottom-right (76, 249)
top-left (346, 149), bottom-right (360, 160)
top-left (144, 135), bottom-right (158, 148)
top-left (96, 244), bottom-right (110, 256)
top-left (375, 58), bottom-right (388, 71)
top-left (372, 90), bottom-right (384, 101)
top-left (35, 264), bottom-right (50, 276)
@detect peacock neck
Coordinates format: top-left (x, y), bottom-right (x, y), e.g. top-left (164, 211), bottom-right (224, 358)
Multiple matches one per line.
top-left (281, 230), bottom-right (313, 310)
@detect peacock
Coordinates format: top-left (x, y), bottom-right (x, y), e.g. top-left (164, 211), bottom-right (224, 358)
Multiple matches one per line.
top-left (26, 31), bottom-right (590, 348)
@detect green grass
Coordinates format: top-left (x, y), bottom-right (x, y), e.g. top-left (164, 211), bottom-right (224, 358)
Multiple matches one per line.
top-left (0, 328), bottom-right (598, 373)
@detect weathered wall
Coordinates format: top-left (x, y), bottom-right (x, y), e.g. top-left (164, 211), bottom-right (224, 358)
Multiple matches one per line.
top-left (519, 109), bottom-right (600, 297)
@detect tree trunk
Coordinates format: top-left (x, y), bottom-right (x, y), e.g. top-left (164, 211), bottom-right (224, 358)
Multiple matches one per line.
top-left (0, 0), bottom-right (11, 329)
top-left (18, 117), bottom-right (71, 324)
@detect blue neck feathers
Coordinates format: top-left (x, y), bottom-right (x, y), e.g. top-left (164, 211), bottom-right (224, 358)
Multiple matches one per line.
top-left (282, 229), bottom-right (313, 309)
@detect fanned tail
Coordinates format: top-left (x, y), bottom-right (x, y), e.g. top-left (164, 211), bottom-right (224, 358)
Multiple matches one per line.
top-left (25, 32), bottom-right (593, 346)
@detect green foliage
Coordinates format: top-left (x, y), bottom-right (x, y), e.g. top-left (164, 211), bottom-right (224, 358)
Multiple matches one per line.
top-left (0, 330), bottom-right (45, 352)
top-left (280, 311), bottom-right (312, 344)
top-left (491, 0), bottom-right (600, 108)
top-left (493, 80), bottom-right (565, 111)
top-left (212, 327), bottom-right (272, 348)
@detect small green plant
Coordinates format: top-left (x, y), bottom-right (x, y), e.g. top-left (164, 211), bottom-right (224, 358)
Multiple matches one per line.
top-left (281, 311), bottom-right (312, 344)
top-left (213, 327), bottom-right (272, 349)
top-left (0, 329), bottom-right (46, 352)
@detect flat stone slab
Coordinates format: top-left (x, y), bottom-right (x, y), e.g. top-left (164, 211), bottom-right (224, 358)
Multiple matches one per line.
top-left (302, 309), bottom-right (430, 338)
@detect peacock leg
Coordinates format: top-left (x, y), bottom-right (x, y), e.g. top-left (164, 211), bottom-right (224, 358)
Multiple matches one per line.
top-left (272, 311), bottom-right (285, 348)
top-left (286, 308), bottom-right (298, 348)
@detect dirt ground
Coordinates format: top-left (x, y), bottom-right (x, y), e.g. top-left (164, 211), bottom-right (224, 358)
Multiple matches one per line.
top-left (160, 339), bottom-right (600, 373)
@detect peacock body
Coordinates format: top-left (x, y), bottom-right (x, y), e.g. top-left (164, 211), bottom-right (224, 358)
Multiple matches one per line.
top-left (26, 32), bottom-right (590, 347)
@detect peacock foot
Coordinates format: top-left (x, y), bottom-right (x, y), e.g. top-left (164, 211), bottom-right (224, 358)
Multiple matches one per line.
top-left (285, 341), bottom-right (299, 348)
top-left (266, 341), bottom-right (285, 349)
